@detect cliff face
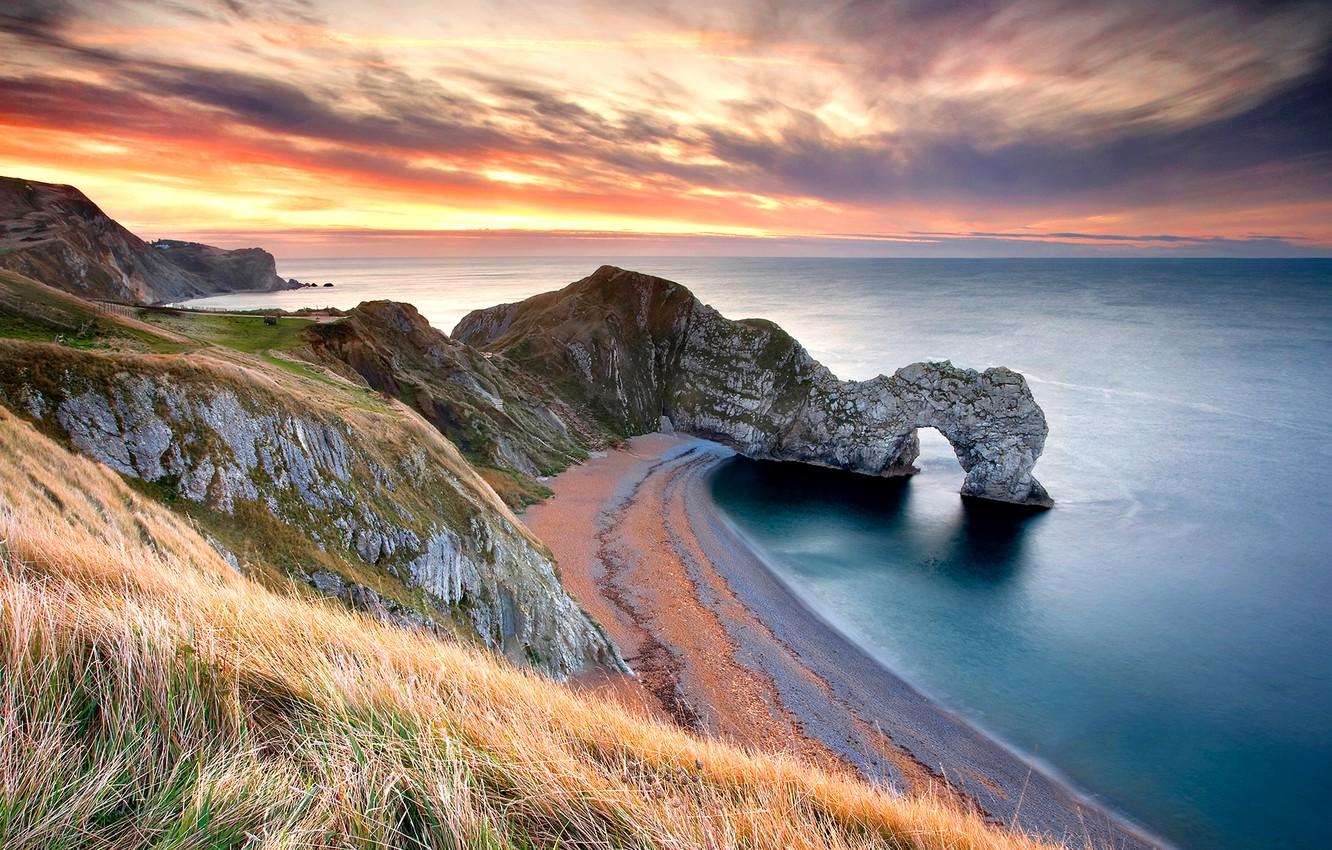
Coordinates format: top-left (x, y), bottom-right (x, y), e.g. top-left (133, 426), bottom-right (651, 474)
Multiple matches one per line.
top-left (456, 265), bottom-right (1051, 507)
top-left (0, 177), bottom-right (299, 304)
top-left (149, 239), bottom-right (290, 294)
top-left (0, 338), bottom-right (624, 677)
top-left (303, 301), bottom-right (610, 505)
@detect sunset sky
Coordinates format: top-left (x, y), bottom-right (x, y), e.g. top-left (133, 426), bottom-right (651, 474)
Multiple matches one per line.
top-left (2, 0), bottom-right (1330, 257)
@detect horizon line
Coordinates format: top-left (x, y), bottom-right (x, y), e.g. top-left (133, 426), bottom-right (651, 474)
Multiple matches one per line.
top-left (268, 253), bottom-right (1332, 261)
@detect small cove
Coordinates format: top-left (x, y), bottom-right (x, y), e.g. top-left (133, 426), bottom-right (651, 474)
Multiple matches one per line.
top-left (187, 257), bottom-right (1332, 849)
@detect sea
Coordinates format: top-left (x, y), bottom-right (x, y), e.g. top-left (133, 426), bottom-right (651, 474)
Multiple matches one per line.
top-left (183, 257), bottom-right (1332, 850)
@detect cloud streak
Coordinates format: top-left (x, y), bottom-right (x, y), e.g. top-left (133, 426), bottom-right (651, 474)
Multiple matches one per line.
top-left (1, 0), bottom-right (1329, 254)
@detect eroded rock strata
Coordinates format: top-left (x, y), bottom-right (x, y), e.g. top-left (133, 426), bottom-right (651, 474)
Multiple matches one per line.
top-left (0, 172), bottom-right (1051, 506)
top-left (0, 341), bottom-right (625, 677)
top-left (148, 239), bottom-right (294, 295)
top-left (454, 265), bottom-right (1051, 507)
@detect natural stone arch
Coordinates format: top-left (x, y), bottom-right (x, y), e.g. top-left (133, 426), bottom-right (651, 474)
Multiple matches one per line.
top-left (660, 296), bottom-right (1053, 507)
top-left (660, 315), bottom-right (1052, 507)
top-left (870, 363), bottom-right (1051, 507)
top-left (455, 266), bottom-right (1053, 508)
top-left (685, 360), bottom-right (1052, 508)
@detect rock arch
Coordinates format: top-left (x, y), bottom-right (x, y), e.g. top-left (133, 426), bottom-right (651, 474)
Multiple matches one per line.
top-left (874, 363), bottom-right (1051, 507)
top-left (455, 266), bottom-right (1053, 508)
top-left (659, 298), bottom-right (1052, 507)
top-left (668, 357), bottom-right (1051, 508)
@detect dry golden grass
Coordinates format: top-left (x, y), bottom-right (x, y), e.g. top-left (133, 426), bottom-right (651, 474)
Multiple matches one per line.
top-left (0, 406), bottom-right (1059, 850)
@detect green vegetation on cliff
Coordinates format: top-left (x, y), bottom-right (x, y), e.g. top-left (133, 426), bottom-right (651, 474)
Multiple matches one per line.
top-left (302, 300), bottom-right (606, 508)
top-left (0, 181), bottom-right (1060, 850)
top-left (0, 270), bottom-right (187, 353)
top-left (0, 176), bottom-right (299, 303)
top-left (0, 274), bottom-right (619, 676)
top-left (454, 266), bottom-right (1051, 507)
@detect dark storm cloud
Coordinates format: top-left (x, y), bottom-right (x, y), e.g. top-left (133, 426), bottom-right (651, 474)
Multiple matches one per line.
top-left (733, 0), bottom-right (1297, 108)
top-left (123, 65), bottom-right (515, 155)
top-left (0, 2), bottom-right (126, 65)
top-left (0, 2), bottom-right (697, 178)
top-left (1, 0), bottom-right (75, 28)
top-left (209, 0), bottom-right (321, 24)
top-left (0, 21), bottom-right (734, 200)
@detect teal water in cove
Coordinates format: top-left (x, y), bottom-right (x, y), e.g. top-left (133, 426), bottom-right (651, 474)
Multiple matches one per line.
top-left (187, 257), bottom-right (1332, 849)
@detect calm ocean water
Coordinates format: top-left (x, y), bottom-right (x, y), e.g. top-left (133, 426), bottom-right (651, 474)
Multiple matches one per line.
top-left (186, 257), bottom-right (1332, 849)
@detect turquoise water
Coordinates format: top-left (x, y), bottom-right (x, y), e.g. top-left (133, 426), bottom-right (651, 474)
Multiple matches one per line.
top-left (188, 257), bottom-right (1332, 849)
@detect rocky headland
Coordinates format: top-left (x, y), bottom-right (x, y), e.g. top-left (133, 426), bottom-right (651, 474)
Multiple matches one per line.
top-left (148, 238), bottom-right (296, 295)
top-left (0, 175), bottom-right (1054, 687)
top-left (0, 335), bottom-right (623, 677)
top-left (302, 300), bottom-right (603, 506)
top-left (0, 261), bottom-right (623, 677)
top-left (0, 176), bottom-right (301, 303)
top-left (300, 266), bottom-right (1052, 509)
top-left (0, 176), bottom-right (1050, 506)
top-left (456, 265), bottom-right (1052, 507)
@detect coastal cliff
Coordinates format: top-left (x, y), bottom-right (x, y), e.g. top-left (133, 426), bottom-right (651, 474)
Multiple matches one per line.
top-left (0, 176), bottom-right (1049, 505)
top-left (0, 400), bottom-right (1070, 850)
top-left (0, 196), bottom-right (1103, 848)
top-left (303, 300), bottom-right (605, 505)
top-left (0, 273), bottom-right (624, 677)
top-left (0, 177), bottom-right (300, 303)
top-left (148, 238), bottom-right (293, 295)
top-left (456, 265), bottom-right (1051, 506)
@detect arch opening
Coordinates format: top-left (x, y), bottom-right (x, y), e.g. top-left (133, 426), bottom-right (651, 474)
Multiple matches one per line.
top-left (912, 426), bottom-right (967, 486)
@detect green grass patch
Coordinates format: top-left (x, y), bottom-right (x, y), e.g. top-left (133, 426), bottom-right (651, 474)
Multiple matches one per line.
top-left (0, 314), bottom-right (66, 344)
top-left (134, 310), bottom-right (314, 353)
top-left (126, 311), bottom-right (390, 411)
top-left (0, 272), bottom-right (187, 353)
top-left (0, 307), bottom-right (186, 354)
top-left (250, 353), bottom-right (389, 413)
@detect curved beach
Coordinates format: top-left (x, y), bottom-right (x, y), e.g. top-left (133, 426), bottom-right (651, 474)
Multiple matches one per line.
top-left (524, 432), bottom-right (1163, 850)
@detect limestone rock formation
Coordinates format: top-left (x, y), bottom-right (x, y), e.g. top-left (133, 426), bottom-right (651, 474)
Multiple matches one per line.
top-left (456, 266), bottom-right (1051, 507)
top-left (0, 340), bottom-right (626, 676)
top-left (0, 176), bottom-right (300, 304)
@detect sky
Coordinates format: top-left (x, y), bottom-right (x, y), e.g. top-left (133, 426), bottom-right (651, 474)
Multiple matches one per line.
top-left (1, 0), bottom-right (1330, 257)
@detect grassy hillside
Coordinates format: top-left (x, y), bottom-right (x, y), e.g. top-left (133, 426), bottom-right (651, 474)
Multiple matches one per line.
top-left (0, 269), bottom-right (1065, 848)
top-left (0, 406), bottom-right (1055, 850)
top-left (134, 307), bottom-right (315, 351)
top-left (0, 269), bottom-right (350, 388)
top-left (0, 268), bottom-right (385, 403)
top-left (0, 270), bottom-right (189, 353)
top-left (0, 274), bottom-right (624, 675)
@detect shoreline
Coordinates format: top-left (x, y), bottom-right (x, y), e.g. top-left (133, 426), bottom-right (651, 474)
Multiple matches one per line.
top-left (524, 432), bottom-right (1165, 850)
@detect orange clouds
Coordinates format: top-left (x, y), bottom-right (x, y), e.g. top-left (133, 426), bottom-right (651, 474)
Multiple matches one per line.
top-left (0, 0), bottom-right (1329, 255)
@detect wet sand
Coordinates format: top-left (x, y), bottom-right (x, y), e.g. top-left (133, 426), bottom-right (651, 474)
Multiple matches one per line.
top-left (525, 433), bottom-right (1162, 850)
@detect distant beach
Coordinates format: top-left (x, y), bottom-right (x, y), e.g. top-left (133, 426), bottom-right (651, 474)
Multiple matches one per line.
top-left (523, 432), bottom-right (1162, 850)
